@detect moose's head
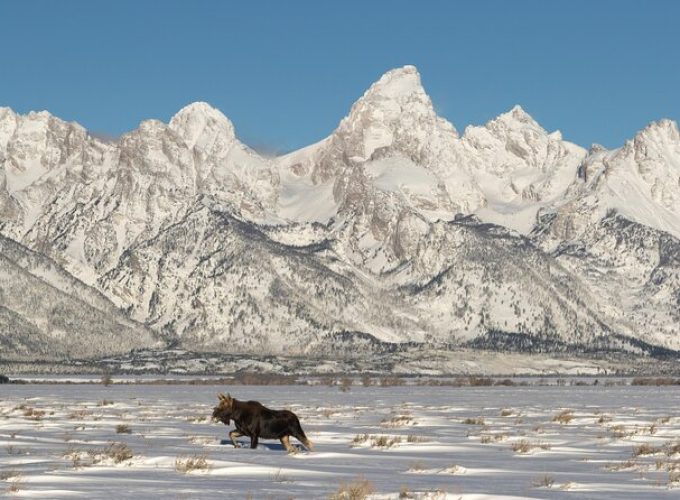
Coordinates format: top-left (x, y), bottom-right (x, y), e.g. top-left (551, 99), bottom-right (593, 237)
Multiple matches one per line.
top-left (212, 393), bottom-right (234, 424)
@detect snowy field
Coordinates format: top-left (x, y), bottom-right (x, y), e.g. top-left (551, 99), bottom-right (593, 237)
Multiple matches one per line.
top-left (1, 384), bottom-right (680, 499)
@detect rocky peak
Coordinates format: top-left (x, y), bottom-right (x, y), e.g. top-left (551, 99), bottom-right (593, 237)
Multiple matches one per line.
top-left (614, 119), bottom-right (680, 169)
top-left (360, 65), bottom-right (428, 101)
top-left (168, 101), bottom-right (236, 150)
top-left (625, 119), bottom-right (680, 157)
top-left (461, 104), bottom-right (575, 175)
top-left (0, 107), bottom-right (18, 149)
top-left (483, 105), bottom-right (546, 138)
top-left (329, 66), bottom-right (457, 164)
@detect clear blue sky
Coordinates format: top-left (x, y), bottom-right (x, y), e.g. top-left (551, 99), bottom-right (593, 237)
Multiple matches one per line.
top-left (1, 0), bottom-right (678, 152)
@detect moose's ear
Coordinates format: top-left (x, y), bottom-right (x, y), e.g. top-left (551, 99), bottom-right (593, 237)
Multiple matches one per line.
top-left (218, 393), bottom-right (227, 401)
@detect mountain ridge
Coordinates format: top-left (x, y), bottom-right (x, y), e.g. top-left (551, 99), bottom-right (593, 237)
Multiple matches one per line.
top-left (1, 65), bottom-right (679, 361)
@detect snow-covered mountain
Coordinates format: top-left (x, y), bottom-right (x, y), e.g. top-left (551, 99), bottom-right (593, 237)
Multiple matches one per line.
top-left (0, 234), bottom-right (158, 360)
top-left (1, 65), bottom-right (679, 361)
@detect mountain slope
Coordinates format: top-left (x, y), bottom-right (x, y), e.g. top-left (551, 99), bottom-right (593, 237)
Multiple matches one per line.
top-left (0, 235), bottom-right (158, 360)
top-left (1, 65), bottom-right (679, 359)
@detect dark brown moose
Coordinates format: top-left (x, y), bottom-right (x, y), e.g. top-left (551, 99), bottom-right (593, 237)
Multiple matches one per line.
top-left (212, 393), bottom-right (313, 452)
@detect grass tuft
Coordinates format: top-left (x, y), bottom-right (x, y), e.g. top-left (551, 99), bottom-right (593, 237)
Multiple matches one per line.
top-left (532, 475), bottom-right (555, 488)
top-left (116, 424), bottom-right (132, 434)
top-left (329, 476), bottom-right (375, 500)
top-left (175, 454), bottom-right (211, 473)
top-left (462, 416), bottom-right (485, 425)
top-left (511, 440), bottom-right (551, 454)
top-left (552, 410), bottom-right (574, 424)
top-left (632, 443), bottom-right (660, 456)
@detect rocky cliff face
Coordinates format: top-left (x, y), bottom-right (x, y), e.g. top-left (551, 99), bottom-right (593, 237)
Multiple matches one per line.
top-left (1, 66), bottom-right (679, 360)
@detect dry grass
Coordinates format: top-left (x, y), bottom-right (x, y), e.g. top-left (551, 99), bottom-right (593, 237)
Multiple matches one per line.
top-left (407, 461), bottom-right (426, 472)
top-left (97, 399), bottom-right (114, 406)
top-left (399, 484), bottom-right (414, 498)
top-left (350, 434), bottom-right (404, 448)
top-left (6, 445), bottom-right (26, 455)
top-left (670, 471), bottom-right (680, 487)
top-left (65, 444), bottom-right (135, 469)
top-left (175, 454), bottom-right (211, 473)
top-left (339, 378), bottom-right (353, 393)
top-left (632, 443), bottom-right (658, 456)
top-left (654, 458), bottom-right (680, 472)
top-left (500, 408), bottom-right (514, 417)
top-left (442, 464), bottom-right (465, 474)
top-left (64, 446), bottom-right (86, 469)
top-left (609, 424), bottom-right (631, 439)
top-left (552, 410), bottom-right (574, 424)
top-left (379, 376), bottom-right (405, 387)
top-left (480, 433), bottom-right (508, 444)
top-left (511, 440), bottom-right (551, 454)
top-left (532, 475), bottom-right (555, 488)
top-left (666, 442), bottom-right (680, 456)
top-left (606, 459), bottom-right (638, 471)
top-left (68, 409), bottom-right (90, 419)
top-left (632, 443), bottom-right (661, 457)
top-left (406, 434), bottom-right (428, 444)
top-left (329, 476), bottom-right (375, 500)
top-left (351, 434), bottom-right (369, 446)
top-left (462, 416), bottom-right (485, 425)
top-left (0, 470), bottom-right (20, 481)
top-left (631, 377), bottom-right (680, 386)
top-left (371, 435), bottom-right (403, 448)
top-left (116, 424), bottom-right (132, 434)
top-left (231, 372), bottom-right (298, 385)
top-left (97, 442), bottom-right (133, 464)
top-left (6, 475), bottom-right (22, 493)
top-left (381, 415), bottom-right (415, 428)
top-left (269, 468), bottom-right (294, 483)
top-left (22, 406), bottom-right (46, 420)
top-left (597, 414), bottom-right (612, 424)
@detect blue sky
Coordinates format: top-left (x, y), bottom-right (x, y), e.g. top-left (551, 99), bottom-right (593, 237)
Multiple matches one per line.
top-left (1, 0), bottom-right (678, 151)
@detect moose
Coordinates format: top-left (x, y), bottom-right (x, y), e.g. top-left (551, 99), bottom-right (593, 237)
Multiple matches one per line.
top-left (212, 393), bottom-right (313, 453)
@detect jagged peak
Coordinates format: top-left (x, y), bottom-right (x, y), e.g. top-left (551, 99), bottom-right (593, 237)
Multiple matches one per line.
top-left (589, 143), bottom-right (608, 153)
top-left (339, 65), bottom-right (451, 133)
top-left (169, 101), bottom-right (235, 148)
top-left (633, 118), bottom-right (680, 144)
top-left (0, 107), bottom-right (86, 142)
top-left (362, 65), bottom-right (425, 100)
top-left (324, 65), bottom-right (457, 163)
top-left (0, 106), bottom-right (17, 119)
top-left (136, 118), bottom-right (167, 132)
top-left (493, 105), bottom-right (544, 131)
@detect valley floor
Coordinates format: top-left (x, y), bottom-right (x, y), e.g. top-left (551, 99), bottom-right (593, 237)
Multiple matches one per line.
top-left (1, 384), bottom-right (680, 498)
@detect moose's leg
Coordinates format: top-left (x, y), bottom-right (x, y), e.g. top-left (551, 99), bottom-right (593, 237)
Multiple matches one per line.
top-left (229, 430), bottom-right (243, 448)
top-left (250, 434), bottom-right (259, 449)
top-left (280, 435), bottom-right (295, 453)
top-left (291, 419), bottom-right (314, 451)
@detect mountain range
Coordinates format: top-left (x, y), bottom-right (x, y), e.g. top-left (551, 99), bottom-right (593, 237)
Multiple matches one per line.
top-left (1, 65), bottom-right (678, 362)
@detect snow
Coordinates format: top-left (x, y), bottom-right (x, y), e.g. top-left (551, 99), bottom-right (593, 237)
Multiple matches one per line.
top-left (278, 173), bottom-right (338, 223)
top-left (168, 101), bottom-right (235, 150)
top-left (2, 384), bottom-right (680, 498)
top-left (366, 156), bottom-right (437, 197)
top-left (1, 65), bottom-right (680, 358)
top-left (364, 65), bottom-right (427, 101)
